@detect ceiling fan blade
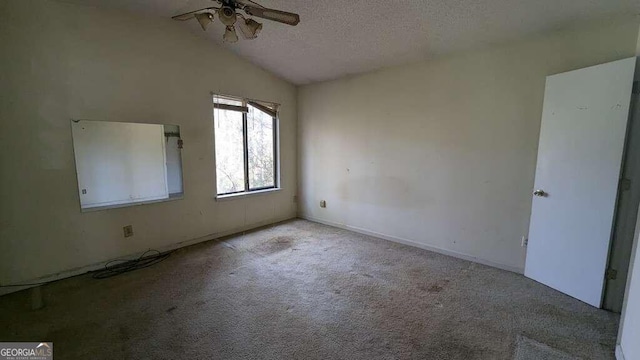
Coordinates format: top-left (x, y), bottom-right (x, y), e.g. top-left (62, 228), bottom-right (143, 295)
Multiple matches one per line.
top-left (172, 7), bottom-right (218, 21)
top-left (243, 6), bottom-right (300, 26)
top-left (233, 0), bottom-right (265, 8)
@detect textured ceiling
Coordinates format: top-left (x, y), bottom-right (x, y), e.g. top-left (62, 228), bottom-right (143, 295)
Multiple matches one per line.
top-left (60, 0), bottom-right (640, 84)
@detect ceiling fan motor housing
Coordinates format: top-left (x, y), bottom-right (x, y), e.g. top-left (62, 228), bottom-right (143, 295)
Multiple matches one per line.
top-left (219, 6), bottom-right (237, 26)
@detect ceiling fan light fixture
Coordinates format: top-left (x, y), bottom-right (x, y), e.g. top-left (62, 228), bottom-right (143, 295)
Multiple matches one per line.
top-left (223, 26), bottom-right (239, 43)
top-left (171, 0), bottom-right (301, 43)
top-left (238, 18), bottom-right (262, 39)
top-left (194, 12), bottom-right (214, 31)
top-left (218, 6), bottom-right (237, 26)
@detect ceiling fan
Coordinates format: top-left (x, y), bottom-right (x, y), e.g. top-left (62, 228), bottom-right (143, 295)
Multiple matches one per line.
top-left (172, 0), bottom-right (300, 43)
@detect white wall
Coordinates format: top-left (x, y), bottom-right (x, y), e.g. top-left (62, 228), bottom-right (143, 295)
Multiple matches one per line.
top-left (618, 202), bottom-right (640, 360)
top-left (298, 18), bottom-right (640, 272)
top-left (0, 0), bottom-right (297, 284)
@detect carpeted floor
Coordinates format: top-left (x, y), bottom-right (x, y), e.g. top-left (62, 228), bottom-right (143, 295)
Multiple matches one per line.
top-left (0, 219), bottom-right (619, 359)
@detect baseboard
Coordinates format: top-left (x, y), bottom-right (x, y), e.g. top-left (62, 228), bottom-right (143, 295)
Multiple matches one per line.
top-left (616, 344), bottom-right (626, 360)
top-left (299, 214), bottom-right (524, 274)
top-left (0, 215), bottom-right (296, 297)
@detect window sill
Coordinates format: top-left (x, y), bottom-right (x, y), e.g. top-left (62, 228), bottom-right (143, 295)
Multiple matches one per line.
top-left (81, 193), bottom-right (184, 213)
top-left (215, 188), bottom-right (281, 201)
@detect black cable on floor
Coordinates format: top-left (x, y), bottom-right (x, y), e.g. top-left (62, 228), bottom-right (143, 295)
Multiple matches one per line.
top-left (91, 249), bottom-right (173, 279)
top-left (0, 249), bottom-right (173, 287)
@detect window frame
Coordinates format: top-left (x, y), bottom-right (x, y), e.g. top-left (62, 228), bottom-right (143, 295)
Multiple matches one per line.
top-left (213, 95), bottom-right (279, 198)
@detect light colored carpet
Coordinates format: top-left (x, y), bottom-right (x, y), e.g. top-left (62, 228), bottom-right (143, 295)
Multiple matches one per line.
top-left (513, 336), bottom-right (580, 360)
top-left (0, 219), bottom-right (618, 359)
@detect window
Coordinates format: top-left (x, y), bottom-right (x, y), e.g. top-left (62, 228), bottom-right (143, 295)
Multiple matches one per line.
top-left (214, 95), bottom-right (278, 196)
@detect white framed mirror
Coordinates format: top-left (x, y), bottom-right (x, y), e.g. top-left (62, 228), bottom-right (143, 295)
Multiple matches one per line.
top-left (71, 120), bottom-right (184, 211)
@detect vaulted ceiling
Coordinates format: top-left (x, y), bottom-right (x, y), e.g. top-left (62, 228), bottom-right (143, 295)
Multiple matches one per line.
top-left (61, 0), bottom-right (640, 84)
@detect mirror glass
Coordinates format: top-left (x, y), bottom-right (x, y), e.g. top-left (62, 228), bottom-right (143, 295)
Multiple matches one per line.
top-left (71, 120), bottom-right (184, 211)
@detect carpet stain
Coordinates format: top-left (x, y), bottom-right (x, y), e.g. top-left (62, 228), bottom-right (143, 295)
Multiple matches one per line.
top-left (118, 326), bottom-right (131, 341)
top-left (255, 236), bottom-right (295, 254)
top-left (166, 306), bottom-right (177, 313)
top-left (416, 279), bottom-right (451, 294)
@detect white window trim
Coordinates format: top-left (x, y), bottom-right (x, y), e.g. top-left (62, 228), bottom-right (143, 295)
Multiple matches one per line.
top-left (215, 187), bottom-right (281, 201)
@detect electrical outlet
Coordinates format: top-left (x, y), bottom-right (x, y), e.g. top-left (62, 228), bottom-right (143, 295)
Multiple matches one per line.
top-left (320, 200), bottom-right (326, 208)
top-left (123, 225), bottom-right (134, 238)
top-left (521, 236), bottom-right (528, 247)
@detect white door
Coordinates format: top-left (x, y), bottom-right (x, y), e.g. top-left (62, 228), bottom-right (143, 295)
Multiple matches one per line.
top-left (525, 57), bottom-right (636, 308)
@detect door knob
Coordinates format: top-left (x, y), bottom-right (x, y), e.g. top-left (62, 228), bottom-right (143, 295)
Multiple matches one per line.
top-left (533, 189), bottom-right (547, 197)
